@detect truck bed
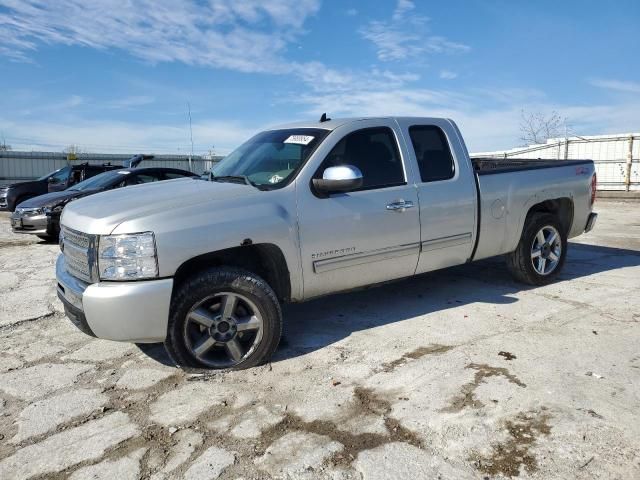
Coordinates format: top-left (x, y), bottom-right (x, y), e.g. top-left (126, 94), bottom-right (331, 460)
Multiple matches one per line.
top-left (472, 158), bottom-right (592, 175)
top-left (471, 157), bottom-right (595, 263)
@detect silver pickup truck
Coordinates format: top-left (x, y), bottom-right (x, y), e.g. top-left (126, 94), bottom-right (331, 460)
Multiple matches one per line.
top-left (56, 117), bottom-right (597, 370)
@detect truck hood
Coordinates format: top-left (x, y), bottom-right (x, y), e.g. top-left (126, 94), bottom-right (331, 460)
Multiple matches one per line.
top-left (61, 178), bottom-right (257, 234)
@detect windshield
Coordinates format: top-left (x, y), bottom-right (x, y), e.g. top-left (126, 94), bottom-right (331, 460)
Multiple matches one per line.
top-left (211, 128), bottom-right (329, 188)
top-left (69, 170), bottom-right (127, 191)
top-left (38, 166), bottom-right (69, 182)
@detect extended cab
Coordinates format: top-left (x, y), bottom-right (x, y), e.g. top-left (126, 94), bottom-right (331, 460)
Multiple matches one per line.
top-left (55, 117), bottom-right (597, 370)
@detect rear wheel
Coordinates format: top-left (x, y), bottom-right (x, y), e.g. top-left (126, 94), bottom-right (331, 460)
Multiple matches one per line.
top-left (165, 267), bottom-right (282, 370)
top-left (506, 213), bottom-right (567, 285)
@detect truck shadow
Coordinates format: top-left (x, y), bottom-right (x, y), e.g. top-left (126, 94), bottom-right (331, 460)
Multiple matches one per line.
top-left (136, 242), bottom-right (640, 367)
top-left (273, 242), bottom-right (640, 362)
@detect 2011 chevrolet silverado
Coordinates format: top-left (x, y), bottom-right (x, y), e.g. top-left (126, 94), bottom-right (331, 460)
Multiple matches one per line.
top-left (55, 117), bottom-right (598, 370)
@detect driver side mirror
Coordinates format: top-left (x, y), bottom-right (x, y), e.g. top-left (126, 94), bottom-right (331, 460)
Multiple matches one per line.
top-left (312, 165), bottom-right (363, 195)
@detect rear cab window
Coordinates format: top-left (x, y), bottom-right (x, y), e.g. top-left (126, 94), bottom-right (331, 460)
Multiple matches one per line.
top-left (408, 125), bottom-right (455, 182)
top-left (317, 127), bottom-right (405, 190)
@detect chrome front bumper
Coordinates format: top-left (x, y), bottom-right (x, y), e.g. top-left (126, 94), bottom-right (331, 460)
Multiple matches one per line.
top-left (56, 254), bottom-right (174, 343)
top-left (11, 212), bottom-right (49, 234)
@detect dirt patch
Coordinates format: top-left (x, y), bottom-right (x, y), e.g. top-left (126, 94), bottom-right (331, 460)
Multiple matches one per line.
top-left (471, 409), bottom-right (552, 477)
top-left (380, 344), bottom-right (454, 373)
top-left (256, 387), bottom-right (423, 468)
top-left (499, 351), bottom-right (517, 361)
top-left (442, 363), bottom-right (526, 413)
top-left (0, 239), bottom-right (38, 249)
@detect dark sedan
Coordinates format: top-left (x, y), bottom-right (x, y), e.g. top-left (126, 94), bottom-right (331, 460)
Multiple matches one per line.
top-left (0, 163), bottom-right (122, 212)
top-left (11, 167), bottom-right (197, 240)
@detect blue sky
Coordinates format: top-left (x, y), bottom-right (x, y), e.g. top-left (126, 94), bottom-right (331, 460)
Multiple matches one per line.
top-left (0, 0), bottom-right (638, 154)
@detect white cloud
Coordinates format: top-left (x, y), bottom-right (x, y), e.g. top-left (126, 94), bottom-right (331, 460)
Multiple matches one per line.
top-left (346, 8), bottom-right (358, 16)
top-left (359, 0), bottom-right (469, 61)
top-left (439, 70), bottom-right (457, 80)
top-left (104, 96), bottom-right (156, 110)
top-left (589, 78), bottom-right (640, 94)
top-left (0, 0), bottom-right (320, 72)
top-left (0, 116), bottom-right (256, 155)
top-left (289, 81), bottom-right (640, 151)
top-left (292, 62), bottom-right (421, 93)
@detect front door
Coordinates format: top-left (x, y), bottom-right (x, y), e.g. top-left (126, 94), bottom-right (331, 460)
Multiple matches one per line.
top-left (297, 122), bottom-right (421, 299)
top-left (47, 166), bottom-right (72, 192)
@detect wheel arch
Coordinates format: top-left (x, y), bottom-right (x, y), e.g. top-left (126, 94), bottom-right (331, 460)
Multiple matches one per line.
top-left (172, 243), bottom-right (292, 303)
top-left (505, 195), bottom-right (574, 254)
top-left (525, 197), bottom-right (574, 235)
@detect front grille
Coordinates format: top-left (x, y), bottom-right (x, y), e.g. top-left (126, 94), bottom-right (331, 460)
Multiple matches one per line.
top-left (62, 227), bottom-right (96, 283)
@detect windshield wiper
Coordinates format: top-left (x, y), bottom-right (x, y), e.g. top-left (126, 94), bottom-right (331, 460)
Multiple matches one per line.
top-left (210, 175), bottom-right (258, 188)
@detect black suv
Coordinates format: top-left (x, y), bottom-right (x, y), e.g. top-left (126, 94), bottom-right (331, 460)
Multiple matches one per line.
top-left (0, 162), bottom-right (120, 212)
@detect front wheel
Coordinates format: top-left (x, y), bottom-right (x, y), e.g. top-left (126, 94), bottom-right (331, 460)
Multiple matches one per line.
top-left (37, 233), bottom-right (59, 242)
top-left (506, 213), bottom-right (567, 285)
top-left (165, 267), bottom-right (282, 370)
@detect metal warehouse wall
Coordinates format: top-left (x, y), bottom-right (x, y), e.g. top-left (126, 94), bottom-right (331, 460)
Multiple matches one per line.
top-left (472, 133), bottom-right (640, 191)
top-left (0, 151), bottom-right (223, 180)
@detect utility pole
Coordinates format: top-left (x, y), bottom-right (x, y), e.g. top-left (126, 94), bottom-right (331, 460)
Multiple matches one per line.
top-left (187, 102), bottom-right (194, 172)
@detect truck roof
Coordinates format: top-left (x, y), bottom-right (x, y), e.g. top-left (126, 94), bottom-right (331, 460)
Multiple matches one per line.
top-left (268, 116), bottom-right (453, 131)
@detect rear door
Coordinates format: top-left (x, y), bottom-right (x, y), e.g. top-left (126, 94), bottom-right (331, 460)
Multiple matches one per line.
top-left (296, 120), bottom-right (421, 298)
top-left (396, 119), bottom-right (477, 273)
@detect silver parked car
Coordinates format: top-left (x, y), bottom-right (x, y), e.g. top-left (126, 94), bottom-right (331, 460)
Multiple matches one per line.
top-left (55, 116), bottom-right (598, 370)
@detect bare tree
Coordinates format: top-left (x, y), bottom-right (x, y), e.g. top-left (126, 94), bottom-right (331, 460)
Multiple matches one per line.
top-left (519, 110), bottom-right (566, 145)
top-left (64, 144), bottom-right (83, 161)
top-left (0, 133), bottom-right (11, 151)
top-left (63, 144), bottom-right (83, 154)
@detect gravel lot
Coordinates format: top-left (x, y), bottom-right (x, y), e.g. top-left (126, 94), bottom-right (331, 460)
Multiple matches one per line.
top-left (0, 200), bottom-right (639, 479)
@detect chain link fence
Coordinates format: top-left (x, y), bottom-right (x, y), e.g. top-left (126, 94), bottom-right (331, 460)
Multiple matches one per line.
top-left (472, 133), bottom-right (639, 191)
top-left (0, 151), bottom-right (222, 180)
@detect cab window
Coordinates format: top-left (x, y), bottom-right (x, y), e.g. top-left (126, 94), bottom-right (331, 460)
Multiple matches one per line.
top-left (48, 166), bottom-right (71, 184)
top-left (124, 172), bottom-right (162, 186)
top-left (408, 126), bottom-right (455, 182)
top-left (318, 127), bottom-right (404, 190)
top-left (164, 171), bottom-right (193, 180)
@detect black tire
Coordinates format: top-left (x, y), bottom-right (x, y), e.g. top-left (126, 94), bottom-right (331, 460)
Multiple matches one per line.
top-left (37, 233), bottom-right (58, 242)
top-left (506, 213), bottom-right (567, 285)
top-left (165, 267), bottom-right (282, 370)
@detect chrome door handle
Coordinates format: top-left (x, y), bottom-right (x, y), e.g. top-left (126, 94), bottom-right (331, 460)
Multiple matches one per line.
top-left (386, 200), bottom-right (415, 211)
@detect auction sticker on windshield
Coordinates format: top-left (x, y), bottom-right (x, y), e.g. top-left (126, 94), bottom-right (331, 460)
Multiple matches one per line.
top-left (284, 135), bottom-right (315, 145)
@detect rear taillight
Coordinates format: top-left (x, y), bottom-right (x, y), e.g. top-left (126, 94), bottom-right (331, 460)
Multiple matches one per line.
top-left (590, 173), bottom-right (597, 206)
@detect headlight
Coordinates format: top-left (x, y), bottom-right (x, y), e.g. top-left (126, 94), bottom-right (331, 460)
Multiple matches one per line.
top-left (44, 205), bottom-right (64, 214)
top-left (21, 207), bottom-right (44, 216)
top-left (98, 232), bottom-right (158, 280)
